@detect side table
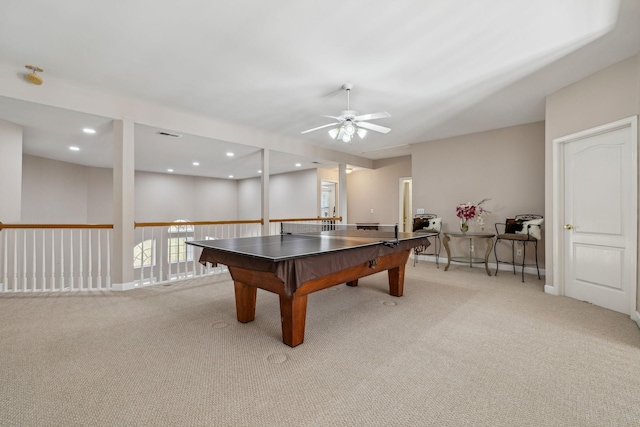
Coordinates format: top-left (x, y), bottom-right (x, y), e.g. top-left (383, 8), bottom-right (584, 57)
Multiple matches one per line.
top-left (442, 231), bottom-right (495, 276)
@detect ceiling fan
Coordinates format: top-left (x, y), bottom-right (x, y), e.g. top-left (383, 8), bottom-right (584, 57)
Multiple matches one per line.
top-left (301, 84), bottom-right (391, 143)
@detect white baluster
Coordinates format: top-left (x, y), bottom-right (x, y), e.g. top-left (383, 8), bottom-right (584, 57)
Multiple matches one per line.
top-left (12, 230), bottom-right (18, 292)
top-left (21, 230), bottom-right (27, 291)
top-left (87, 229), bottom-right (92, 290)
top-left (31, 230), bottom-right (36, 291)
top-left (105, 230), bottom-right (111, 289)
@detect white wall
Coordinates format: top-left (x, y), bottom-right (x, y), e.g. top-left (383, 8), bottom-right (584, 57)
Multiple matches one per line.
top-left (21, 156), bottom-right (239, 223)
top-left (135, 171), bottom-right (238, 222)
top-left (22, 155), bottom-right (91, 223)
top-left (87, 167), bottom-right (113, 223)
top-left (0, 119), bottom-right (22, 222)
top-left (237, 177), bottom-right (261, 220)
top-left (22, 156), bottom-right (322, 224)
top-left (269, 169), bottom-right (318, 218)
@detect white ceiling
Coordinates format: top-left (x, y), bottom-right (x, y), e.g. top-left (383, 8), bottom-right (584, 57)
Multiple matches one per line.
top-left (1, 0), bottom-right (639, 179)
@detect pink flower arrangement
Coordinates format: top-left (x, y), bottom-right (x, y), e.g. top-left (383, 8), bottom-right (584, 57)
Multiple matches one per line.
top-left (456, 198), bottom-right (490, 221)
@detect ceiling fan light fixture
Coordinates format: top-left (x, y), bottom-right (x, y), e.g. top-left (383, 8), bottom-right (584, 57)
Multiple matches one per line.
top-left (344, 122), bottom-right (355, 136)
top-left (328, 128), bottom-right (339, 139)
top-left (357, 128), bottom-right (367, 139)
top-left (342, 134), bottom-right (351, 143)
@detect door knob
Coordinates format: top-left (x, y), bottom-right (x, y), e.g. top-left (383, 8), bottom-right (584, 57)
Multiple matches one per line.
top-left (564, 224), bottom-right (573, 230)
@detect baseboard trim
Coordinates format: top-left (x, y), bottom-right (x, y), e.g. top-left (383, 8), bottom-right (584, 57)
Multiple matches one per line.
top-left (412, 254), bottom-right (546, 277)
top-left (111, 281), bottom-right (138, 291)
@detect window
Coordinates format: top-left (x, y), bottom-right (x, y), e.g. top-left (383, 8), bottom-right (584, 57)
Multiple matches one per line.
top-left (168, 220), bottom-right (195, 264)
top-left (134, 239), bottom-right (156, 268)
top-left (167, 236), bottom-right (194, 263)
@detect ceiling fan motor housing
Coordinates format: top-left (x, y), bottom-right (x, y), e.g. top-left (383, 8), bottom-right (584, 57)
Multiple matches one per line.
top-left (340, 110), bottom-right (358, 120)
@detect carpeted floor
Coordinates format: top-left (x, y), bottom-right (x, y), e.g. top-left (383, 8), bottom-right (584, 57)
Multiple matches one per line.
top-left (1, 261), bottom-right (639, 426)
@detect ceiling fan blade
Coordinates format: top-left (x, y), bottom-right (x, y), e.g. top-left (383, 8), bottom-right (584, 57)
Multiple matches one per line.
top-left (301, 122), bottom-right (340, 134)
top-left (354, 111), bottom-right (391, 121)
top-left (321, 115), bottom-right (343, 121)
top-left (356, 121), bottom-right (391, 134)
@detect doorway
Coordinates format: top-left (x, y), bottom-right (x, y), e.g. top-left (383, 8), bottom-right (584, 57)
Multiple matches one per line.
top-left (399, 178), bottom-right (412, 232)
top-left (552, 116), bottom-right (637, 315)
top-left (321, 181), bottom-right (337, 218)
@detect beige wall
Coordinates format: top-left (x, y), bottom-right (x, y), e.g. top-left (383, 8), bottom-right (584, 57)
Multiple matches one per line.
top-left (545, 53), bottom-right (640, 312)
top-left (411, 122), bottom-right (545, 267)
top-left (347, 156), bottom-right (411, 225)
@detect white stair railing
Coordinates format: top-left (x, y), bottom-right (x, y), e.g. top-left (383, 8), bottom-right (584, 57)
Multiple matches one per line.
top-left (0, 218), bottom-right (342, 293)
top-left (0, 224), bottom-right (113, 292)
top-left (133, 220), bottom-right (263, 287)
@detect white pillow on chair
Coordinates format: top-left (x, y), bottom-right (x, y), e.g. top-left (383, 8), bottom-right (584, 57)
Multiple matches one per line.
top-left (515, 218), bottom-right (543, 240)
top-left (423, 217), bottom-right (442, 233)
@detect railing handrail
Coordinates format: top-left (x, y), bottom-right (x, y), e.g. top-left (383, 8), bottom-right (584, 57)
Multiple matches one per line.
top-left (135, 219), bottom-right (263, 228)
top-left (269, 217), bottom-right (342, 223)
top-left (1, 217), bottom-right (341, 230)
top-left (0, 222), bottom-right (113, 230)
top-left (0, 220), bottom-right (266, 230)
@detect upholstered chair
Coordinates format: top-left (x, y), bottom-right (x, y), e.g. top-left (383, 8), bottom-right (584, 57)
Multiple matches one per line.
top-left (412, 214), bottom-right (442, 268)
top-left (493, 214), bottom-right (543, 282)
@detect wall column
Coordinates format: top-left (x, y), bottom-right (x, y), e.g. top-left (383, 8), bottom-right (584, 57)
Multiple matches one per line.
top-left (111, 118), bottom-right (136, 290)
top-left (338, 163), bottom-right (347, 224)
top-left (261, 149), bottom-right (270, 235)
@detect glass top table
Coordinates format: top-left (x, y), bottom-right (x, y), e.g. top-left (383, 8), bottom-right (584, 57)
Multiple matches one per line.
top-left (442, 231), bottom-right (495, 276)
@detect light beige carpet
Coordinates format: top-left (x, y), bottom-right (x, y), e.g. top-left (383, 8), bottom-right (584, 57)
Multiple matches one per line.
top-left (1, 262), bottom-right (639, 426)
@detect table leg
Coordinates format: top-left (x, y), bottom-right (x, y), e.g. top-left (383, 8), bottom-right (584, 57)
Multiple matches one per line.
top-left (279, 293), bottom-right (308, 347)
top-left (443, 234), bottom-right (452, 271)
top-left (484, 237), bottom-right (494, 276)
top-left (346, 280), bottom-right (358, 287)
top-left (387, 264), bottom-right (406, 296)
top-left (234, 281), bottom-right (257, 323)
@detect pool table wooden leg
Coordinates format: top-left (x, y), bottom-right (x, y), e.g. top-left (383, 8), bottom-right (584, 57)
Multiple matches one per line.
top-left (388, 264), bottom-right (406, 297)
top-left (279, 293), bottom-right (308, 347)
top-left (234, 281), bottom-right (257, 323)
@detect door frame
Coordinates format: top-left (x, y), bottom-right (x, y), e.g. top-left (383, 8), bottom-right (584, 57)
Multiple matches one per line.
top-left (550, 116), bottom-right (637, 317)
top-left (399, 177), bottom-right (412, 232)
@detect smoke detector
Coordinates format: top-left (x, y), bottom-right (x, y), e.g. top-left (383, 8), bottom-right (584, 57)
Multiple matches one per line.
top-left (25, 65), bottom-right (44, 85)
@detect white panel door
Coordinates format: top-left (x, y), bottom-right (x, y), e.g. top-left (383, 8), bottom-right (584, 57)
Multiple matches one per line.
top-left (561, 118), bottom-right (637, 314)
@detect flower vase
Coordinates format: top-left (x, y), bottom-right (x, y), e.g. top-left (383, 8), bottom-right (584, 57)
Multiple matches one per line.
top-left (460, 219), bottom-right (469, 233)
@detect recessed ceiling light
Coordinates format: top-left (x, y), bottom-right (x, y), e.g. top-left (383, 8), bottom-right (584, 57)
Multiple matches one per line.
top-left (82, 128), bottom-right (96, 134)
top-left (192, 162), bottom-right (200, 166)
top-left (226, 152), bottom-right (234, 157)
top-left (295, 163), bottom-right (301, 167)
top-left (69, 146), bottom-right (80, 151)
top-left (228, 175), bottom-right (234, 178)
top-left (258, 170), bottom-right (262, 174)
top-left (167, 169), bottom-right (174, 173)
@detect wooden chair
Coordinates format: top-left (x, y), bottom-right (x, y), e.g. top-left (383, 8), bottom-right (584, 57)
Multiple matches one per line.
top-left (412, 214), bottom-right (442, 268)
top-left (493, 214), bottom-right (543, 282)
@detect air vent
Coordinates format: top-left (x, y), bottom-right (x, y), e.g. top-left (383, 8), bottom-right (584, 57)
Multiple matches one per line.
top-left (156, 131), bottom-right (182, 138)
